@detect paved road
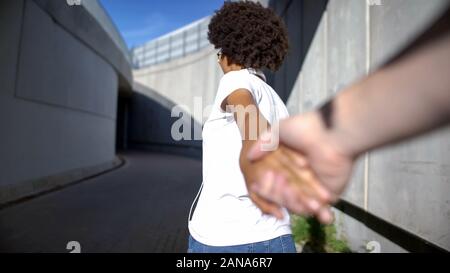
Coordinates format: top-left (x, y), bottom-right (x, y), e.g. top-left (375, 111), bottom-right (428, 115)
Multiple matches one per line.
top-left (0, 150), bottom-right (202, 253)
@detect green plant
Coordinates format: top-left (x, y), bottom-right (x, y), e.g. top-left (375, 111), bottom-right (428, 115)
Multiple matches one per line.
top-left (291, 215), bottom-right (351, 253)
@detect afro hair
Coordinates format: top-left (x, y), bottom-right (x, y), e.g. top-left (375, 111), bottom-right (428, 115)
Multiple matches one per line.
top-left (208, 1), bottom-right (289, 71)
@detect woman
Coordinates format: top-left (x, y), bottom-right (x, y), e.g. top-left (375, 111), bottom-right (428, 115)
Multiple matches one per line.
top-left (188, 1), bottom-right (313, 253)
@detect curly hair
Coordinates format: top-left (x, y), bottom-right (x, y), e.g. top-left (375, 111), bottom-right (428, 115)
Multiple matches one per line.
top-left (208, 1), bottom-right (289, 71)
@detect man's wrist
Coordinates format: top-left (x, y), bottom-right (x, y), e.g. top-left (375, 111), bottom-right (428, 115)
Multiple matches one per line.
top-left (318, 99), bottom-right (335, 129)
top-left (315, 90), bottom-right (362, 159)
top-left (309, 102), bottom-right (358, 160)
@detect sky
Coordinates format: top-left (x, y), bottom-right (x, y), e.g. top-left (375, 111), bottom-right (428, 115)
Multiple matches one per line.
top-left (100, 0), bottom-right (225, 49)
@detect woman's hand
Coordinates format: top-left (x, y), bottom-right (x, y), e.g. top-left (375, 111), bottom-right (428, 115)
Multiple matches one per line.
top-left (240, 143), bottom-right (334, 223)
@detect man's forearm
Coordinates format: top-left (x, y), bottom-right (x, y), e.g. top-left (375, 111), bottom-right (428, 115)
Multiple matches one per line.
top-left (327, 32), bottom-right (450, 158)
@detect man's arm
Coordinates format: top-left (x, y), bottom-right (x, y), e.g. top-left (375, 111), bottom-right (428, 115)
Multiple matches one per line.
top-left (246, 6), bottom-right (450, 219)
top-left (328, 18), bottom-right (450, 158)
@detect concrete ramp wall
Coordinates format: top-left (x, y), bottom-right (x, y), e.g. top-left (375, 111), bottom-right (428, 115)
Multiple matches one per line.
top-left (285, 0), bottom-right (450, 252)
top-left (0, 0), bottom-right (132, 205)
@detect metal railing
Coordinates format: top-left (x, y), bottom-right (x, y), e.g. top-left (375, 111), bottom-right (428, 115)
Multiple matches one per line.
top-left (131, 16), bottom-right (212, 69)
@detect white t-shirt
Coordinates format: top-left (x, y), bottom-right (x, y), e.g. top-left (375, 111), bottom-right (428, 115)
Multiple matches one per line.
top-left (188, 68), bottom-right (291, 246)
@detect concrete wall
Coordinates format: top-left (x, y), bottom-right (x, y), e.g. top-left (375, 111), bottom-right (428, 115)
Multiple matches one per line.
top-left (0, 0), bottom-right (132, 205)
top-left (286, 0), bottom-right (450, 252)
top-left (133, 45), bottom-right (222, 154)
top-left (127, 83), bottom-right (203, 158)
top-left (134, 46), bottom-right (222, 124)
top-left (266, 0), bottom-right (328, 103)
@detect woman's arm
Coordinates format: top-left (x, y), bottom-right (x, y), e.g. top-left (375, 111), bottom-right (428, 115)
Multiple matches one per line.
top-left (223, 89), bottom-right (332, 221)
top-left (221, 89), bottom-right (268, 165)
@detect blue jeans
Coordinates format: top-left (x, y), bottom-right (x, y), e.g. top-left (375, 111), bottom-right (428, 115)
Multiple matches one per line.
top-left (188, 234), bottom-right (297, 253)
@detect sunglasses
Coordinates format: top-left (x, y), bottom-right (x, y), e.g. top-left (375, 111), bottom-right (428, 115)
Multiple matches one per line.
top-left (217, 51), bottom-right (223, 59)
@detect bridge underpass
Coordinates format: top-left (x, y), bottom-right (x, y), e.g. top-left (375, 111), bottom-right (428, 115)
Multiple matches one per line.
top-left (1, 0), bottom-right (449, 253)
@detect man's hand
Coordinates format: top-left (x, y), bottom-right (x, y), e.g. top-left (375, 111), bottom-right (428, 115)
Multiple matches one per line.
top-left (247, 111), bottom-right (356, 224)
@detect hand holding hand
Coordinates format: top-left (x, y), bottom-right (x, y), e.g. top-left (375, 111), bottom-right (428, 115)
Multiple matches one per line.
top-left (246, 111), bottom-right (356, 224)
top-left (240, 142), bottom-right (334, 223)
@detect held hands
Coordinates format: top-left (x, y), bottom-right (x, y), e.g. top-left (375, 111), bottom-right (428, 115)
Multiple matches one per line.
top-left (243, 111), bottom-right (356, 224)
top-left (240, 141), bottom-right (335, 224)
